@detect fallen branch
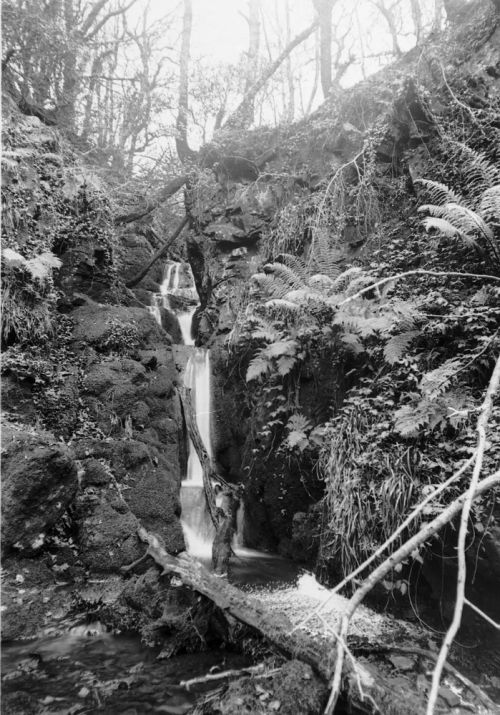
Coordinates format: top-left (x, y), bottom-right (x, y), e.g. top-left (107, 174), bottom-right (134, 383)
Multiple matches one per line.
top-left (464, 598), bottom-right (500, 630)
top-left (324, 469), bottom-right (500, 715)
top-left (180, 663), bottom-right (280, 690)
top-left (293, 453), bottom-right (476, 633)
top-left (125, 215), bottom-right (189, 289)
top-left (114, 174), bottom-right (188, 225)
top-left (129, 526), bottom-right (429, 714)
top-left (179, 386), bottom-right (240, 573)
top-left (427, 355), bottom-right (500, 715)
top-left (180, 385), bottom-right (219, 528)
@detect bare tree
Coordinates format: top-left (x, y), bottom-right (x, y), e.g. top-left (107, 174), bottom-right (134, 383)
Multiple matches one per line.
top-left (370, 0), bottom-right (403, 57)
top-left (313, 0), bottom-right (336, 97)
top-left (176, 0), bottom-right (195, 163)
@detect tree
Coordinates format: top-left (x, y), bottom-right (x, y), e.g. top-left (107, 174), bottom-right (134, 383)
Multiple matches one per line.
top-left (370, 0), bottom-right (404, 57)
top-left (313, 0), bottom-right (335, 97)
top-left (176, 0), bottom-right (195, 163)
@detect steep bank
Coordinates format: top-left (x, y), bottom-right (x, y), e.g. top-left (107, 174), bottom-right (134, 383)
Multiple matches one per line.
top-left (2, 1), bottom-right (500, 712)
top-left (1, 95), bottom-right (187, 643)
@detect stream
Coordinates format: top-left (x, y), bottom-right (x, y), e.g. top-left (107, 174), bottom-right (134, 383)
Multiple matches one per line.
top-left (2, 261), bottom-right (304, 715)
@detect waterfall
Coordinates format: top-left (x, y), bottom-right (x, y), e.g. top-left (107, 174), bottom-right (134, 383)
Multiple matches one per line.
top-left (148, 260), bottom-right (216, 558)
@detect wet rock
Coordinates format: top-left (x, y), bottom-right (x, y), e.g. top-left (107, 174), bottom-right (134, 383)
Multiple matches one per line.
top-left (71, 303), bottom-right (171, 352)
top-left (76, 491), bottom-right (144, 572)
top-left (160, 307), bottom-right (182, 344)
top-left (118, 233), bottom-right (163, 285)
top-left (81, 458), bottom-right (112, 487)
top-left (1, 425), bottom-right (78, 556)
top-left (74, 438), bottom-right (185, 555)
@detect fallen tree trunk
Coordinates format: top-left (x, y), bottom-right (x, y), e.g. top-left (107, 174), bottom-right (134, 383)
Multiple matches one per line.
top-left (114, 175), bottom-right (188, 226)
top-left (131, 527), bottom-right (431, 715)
top-left (125, 215), bottom-right (189, 289)
top-left (179, 386), bottom-right (240, 574)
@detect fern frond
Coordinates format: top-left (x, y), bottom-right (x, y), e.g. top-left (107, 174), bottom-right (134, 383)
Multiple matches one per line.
top-left (394, 400), bottom-right (430, 437)
top-left (277, 355), bottom-right (296, 375)
top-left (479, 185), bottom-right (500, 223)
top-left (391, 300), bottom-right (426, 330)
top-left (341, 332), bottom-right (365, 355)
top-left (421, 216), bottom-right (468, 241)
top-left (331, 267), bottom-right (363, 291)
top-left (334, 309), bottom-right (393, 337)
top-left (264, 339), bottom-right (298, 359)
top-left (246, 355), bottom-right (270, 382)
top-left (445, 203), bottom-right (493, 239)
top-left (309, 228), bottom-right (343, 279)
top-left (415, 179), bottom-right (463, 205)
top-left (263, 262), bottom-right (306, 297)
top-left (452, 142), bottom-right (500, 195)
top-left (287, 413), bottom-right (312, 432)
top-left (275, 253), bottom-right (308, 281)
top-left (419, 357), bottom-right (462, 399)
top-left (384, 330), bottom-right (420, 365)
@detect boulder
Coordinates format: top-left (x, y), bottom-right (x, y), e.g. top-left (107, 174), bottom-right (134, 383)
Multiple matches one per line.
top-left (1, 425), bottom-right (78, 555)
top-left (76, 492), bottom-right (144, 572)
top-left (71, 303), bottom-right (171, 352)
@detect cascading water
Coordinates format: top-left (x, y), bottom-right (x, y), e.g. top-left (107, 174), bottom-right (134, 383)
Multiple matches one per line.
top-left (152, 261), bottom-right (215, 559)
top-left (150, 261), bottom-right (299, 581)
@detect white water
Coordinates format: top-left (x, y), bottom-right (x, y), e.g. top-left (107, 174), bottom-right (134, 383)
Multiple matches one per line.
top-left (150, 261), bottom-right (216, 555)
top-left (147, 261), bottom-right (301, 582)
top-left (149, 260), bottom-right (198, 344)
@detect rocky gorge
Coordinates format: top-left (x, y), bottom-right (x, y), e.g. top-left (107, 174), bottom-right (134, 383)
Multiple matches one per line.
top-left (2, 1), bottom-right (500, 713)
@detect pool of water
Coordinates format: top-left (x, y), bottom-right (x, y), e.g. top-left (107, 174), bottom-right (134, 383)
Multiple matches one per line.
top-left (1, 549), bottom-right (305, 714)
top-left (2, 626), bottom-right (251, 714)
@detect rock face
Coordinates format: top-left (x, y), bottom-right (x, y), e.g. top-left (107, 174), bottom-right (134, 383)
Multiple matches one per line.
top-left (1, 425), bottom-right (78, 555)
top-left (68, 301), bottom-right (187, 567)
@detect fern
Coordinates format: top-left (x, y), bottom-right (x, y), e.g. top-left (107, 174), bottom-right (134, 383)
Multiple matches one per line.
top-left (264, 339), bottom-right (298, 359)
top-left (419, 357), bottom-right (462, 399)
top-left (394, 400), bottom-right (430, 437)
top-left (284, 413), bottom-right (312, 452)
top-left (277, 355), bottom-right (296, 375)
top-left (479, 185), bottom-right (500, 223)
top-left (341, 332), bottom-right (364, 355)
top-left (246, 355), bottom-right (270, 382)
top-left (417, 150), bottom-right (500, 263)
top-left (414, 179), bottom-right (463, 205)
top-left (287, 413), bottom-right (312, 432)
top-left (384, 330), bottom-right (420, 365)
top-left (2, 249), bottom-right (62, 282)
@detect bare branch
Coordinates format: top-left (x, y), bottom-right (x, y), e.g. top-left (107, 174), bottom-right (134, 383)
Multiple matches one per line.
top-left (427, 355), bottom-right (500, 714)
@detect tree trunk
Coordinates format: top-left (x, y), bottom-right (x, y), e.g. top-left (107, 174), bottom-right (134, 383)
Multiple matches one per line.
top-left (129, 527), bottom-right (436, 715)
top-left (409, 0), bottom-right (423, 42)
top-left (242, 0), bottom-right (261, 126)
top-left (114, 175), bottom-right (188, 225)
top-left (176, 0), bottom-right (195, 163)
top-left (180, 387), bottom-right (239, 574)
top-left (224, 19), bottom-right (319, 130)
top-left (373, 0), bottom-right (402, 58)
top-left (124, 215), bottom-right (189, 288)
top-left (313, 0), bottom-right (335, 98)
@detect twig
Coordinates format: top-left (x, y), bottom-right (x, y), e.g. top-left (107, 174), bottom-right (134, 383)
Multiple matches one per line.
top-left (464, 598), bottom-right (500, 630)
top-left (427, 356), bottom-right (500, 715)
top-left (180, 663), bottom-right (280, 690)
top-left (323, 469), bottom-right (500, 715)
